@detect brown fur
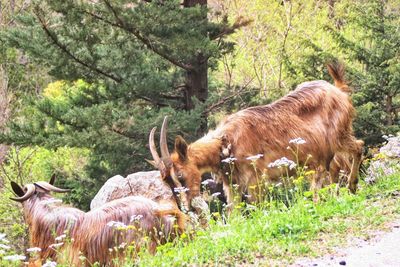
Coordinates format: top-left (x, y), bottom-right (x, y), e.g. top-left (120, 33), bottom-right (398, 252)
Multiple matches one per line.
top-left (168, 63), bottom-right (363, 207)
top-left (329, 139), bottom-right (365, 184)
top-left (70, 196), bottom-right (186, 266)
top-left (22, 194), bottom-right (84, 260)
top-left (17, 188), bottom-right (185, 266)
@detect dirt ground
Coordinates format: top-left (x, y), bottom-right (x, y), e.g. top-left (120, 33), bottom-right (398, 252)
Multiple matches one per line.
top-left (292, 220), bottom-right (400, 267)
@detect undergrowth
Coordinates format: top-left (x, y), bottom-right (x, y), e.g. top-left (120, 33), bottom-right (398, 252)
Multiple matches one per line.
top-left (1, 154), bottom-right (399, 267)
top-left (133, 171), bottom-right (400, 266)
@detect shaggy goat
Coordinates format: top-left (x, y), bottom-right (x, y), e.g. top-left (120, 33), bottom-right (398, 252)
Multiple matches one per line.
top-left (10, 176), bottom-right (186, 266)
top-left (149, 63), bottom-right (363, 209)
top-left (10, 175), bottom-right (83, 261)
top-left (329, 139), bottom-right (365, 184)
top-left (69, 196), bottom-right (185, 266)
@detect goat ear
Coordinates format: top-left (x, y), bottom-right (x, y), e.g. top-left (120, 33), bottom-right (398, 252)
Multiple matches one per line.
top-left (174, 135), bottom-right (188, 161)
top-left (49, 174), bottom-right (56, 185)
top-left (11, 181), bottom-right (25, 197)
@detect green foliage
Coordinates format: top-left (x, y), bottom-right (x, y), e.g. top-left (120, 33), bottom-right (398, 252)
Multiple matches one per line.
top-left (292, 0), bottom-right (400, 144)
top-left (0, 1), bottom-right (240, 203)
top-left (0, 145), bottom-right (90, 243)
top-left (333, 0), bottom-right (400, 143)
top-left (0, 145), bottom-right (89, 261)
top-left (133, 170), bottom-right (400, 266)
top-left (0, 1), bottom-right (398, 265)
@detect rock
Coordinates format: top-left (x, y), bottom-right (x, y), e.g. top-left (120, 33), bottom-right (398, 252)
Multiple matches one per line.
top-left (365, 135), bottom-right (400, 184)
top-left (90, 171), bottom-right (174, 210)
top-left (191, 196), bottom-right (211, 227)
top-left (380, 135), bottom-right (400, 158)
top-left (339, 260), bottom-right (346, 265)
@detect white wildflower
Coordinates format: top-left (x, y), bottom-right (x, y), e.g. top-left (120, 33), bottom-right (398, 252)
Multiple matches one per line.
top-left (211, 192), bottom-right (221, 198)
top-left (49, 242), bottom-right (64, 249)
top-left (174, 187), bottom-right (189, 193)
top-left (130, 214), bottom-right (143, 222)
top-left (221, 157), bottom-right (237, 163)
top-left (289, 162), bottom-right (297, 170)
top-left (79, 255), bottom-right (86, 261)
top-left (0, 233), bottom-right (6, 240)
top-left (201, 179), bottom-right (214, 186)
top-left (106, 221), bottom-right (127, 228)
top-left (246, 154), bottom-right (264, 161)
top-left (42, 261), bottom-right (57, 267)
top-left (55, 234), bottom-right (66, 241)
top-left (0, 244), bottom-right (10, 250)
top-left (3, 254), bottom-right (26, 261)
top-left (118, 242), bottom-right (127, 249)
top-left (27, 247), bottom-right (42, 253)
top-left (289, 138), bottom-right (306, 145)
top-left (268, 157), bottom-right (296, 170)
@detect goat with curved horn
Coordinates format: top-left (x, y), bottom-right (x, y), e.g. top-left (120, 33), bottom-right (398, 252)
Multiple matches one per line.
top-left (34, 181), bottom-right (71, 193)
top-left (10, 178), bottom-right (187, 266)
top-left (152, 62), bottom-right (363, 211)
top-left (160, 116), bottom-right (172, 168)
top-left (149, 126), bottom-right (167, 177)
top-left (10, 182), bottom-right (36, 202)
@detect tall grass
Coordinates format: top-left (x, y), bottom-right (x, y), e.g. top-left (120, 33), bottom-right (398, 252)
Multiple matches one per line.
top-left (133, 170), bottom-right (400, 266)
top-left (1, 152), bottom-right (399, 266)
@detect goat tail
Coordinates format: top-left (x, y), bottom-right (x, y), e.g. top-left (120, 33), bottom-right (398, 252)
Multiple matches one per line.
top-left (155, 208), bottom-right (187, 232)
top-left (327, 62), bottom-right (351, 93)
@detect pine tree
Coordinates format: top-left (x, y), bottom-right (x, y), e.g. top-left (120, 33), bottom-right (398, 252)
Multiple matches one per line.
top-left (327, 0), bottom-right (400, 144)
top-left (282, 0), bottom-right (399, 145)
top-left (1, 0), bottom-right (248, 198)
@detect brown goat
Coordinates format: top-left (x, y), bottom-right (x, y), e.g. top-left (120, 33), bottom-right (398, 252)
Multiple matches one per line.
top-left (329, 139), bottom-right (365, 184)
top-left (70, 196), bottom-right (185, 266)
top-left (10, 177), bottom-right (186, 266)
top-left (10, 176), bottom-right (83, 261)
top-left (150, 63), bottom-right (363, 209)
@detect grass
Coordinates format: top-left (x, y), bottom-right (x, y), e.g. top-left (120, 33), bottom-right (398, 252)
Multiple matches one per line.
top-left (132, 171), bottom-right (400, 266)
top-left (1, 169), bottom-right (399, 267)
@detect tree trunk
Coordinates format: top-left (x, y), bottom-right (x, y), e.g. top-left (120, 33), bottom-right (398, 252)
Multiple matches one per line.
top-left (0, 66), bottom-right (10, 165)
top-left (385, 94), bottom-right (393, 126)
top-left (183, 0), bottom-right (208, 134)
top-left (184, 55), bottom-right (208, 110)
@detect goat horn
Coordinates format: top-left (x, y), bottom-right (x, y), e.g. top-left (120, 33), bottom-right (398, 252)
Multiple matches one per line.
top-left (160, 116), bottom-right (172, 168)
top-left (149, 127), bottom-right (166, 173)
top-left (10, 184), bottom-right (36, 202)
top-left (34, 181), bottom-right (70, 193)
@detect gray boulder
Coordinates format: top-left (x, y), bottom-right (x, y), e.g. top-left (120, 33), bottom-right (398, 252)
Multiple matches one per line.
top-left (90, 171), bottom-right (174, 210)
top-left (365, 135), bottom-right (400, 184)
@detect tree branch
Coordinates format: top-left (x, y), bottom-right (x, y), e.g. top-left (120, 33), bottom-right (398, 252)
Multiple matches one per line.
top-left (203, 78), bottom-right (254, 115)
top-left (101, 0), bottom-right (194, 71)
top-left (33, 6), bottom-right (123, 83)
top-left (210, 17), bottom-right (252, 40)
